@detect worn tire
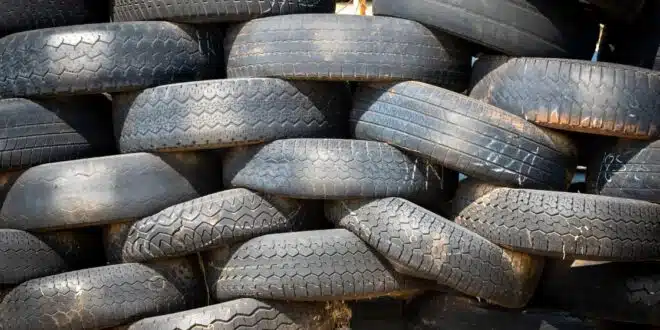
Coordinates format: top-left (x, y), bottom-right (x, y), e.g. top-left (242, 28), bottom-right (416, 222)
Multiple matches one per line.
top-left (373, 0), bottom-right (599, 58)
top-left (225, 14), bottom-right (472, 88)
top-left (113, 78), bottom-right (351, 153)
top-left (0, 152), bottom-right (222, 231)
top-left (326, 198), bottom-right (543, 308)
top-left (0, 22), bottom-right (223, 98)
top-left (223, 139), bottom-right (446, 201)
top-left (352, 82), bottom-right (577, 190)
top-left (470, 57), bottom-right (660, 139)
top-left (453, 180), bottom-right (660, 261)
top-left (0, 96), bottom-right (115, 170)
top-left (0, 0), bottom-right (108, 34)
top-left (112, 0), bottom-right (335, 23)
top-left (206, 229), bottom-right (431, 301)
top-left (0, 229), bottom-right (66, 285)
top-left (127, 298), bottom-right (342, 330)
top-left (586, 139), bottom-right (660, 204)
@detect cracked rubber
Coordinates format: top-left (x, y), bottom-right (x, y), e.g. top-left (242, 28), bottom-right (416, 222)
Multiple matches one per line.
top-left (0, 229), bottom-right (66, 285)
top-left (0, 0), bottom-right (108, 34)
top-left (0, 22), bottom-right (223, 98)
top-left (225, 14), bottom-right (472, 88)
top-left (373, 0), bottom-right (599, 58)
top-left (326, 198), bottom-right (543, 308)
top-left (586, 139), bottom-right (660, 204)
top-left (113, 78), bottom-right (351, 153)
top-left (453, 180), bottom-right (660, 261)
top-left (117, 188), bottom-right (321, 262)
top-left (0, 259), bottom-right (200, 330)
top-left (206, 229), bottom-right (432, 301)
top-left (222, 139), bottom-right (446, 202)
top-left (352, 81), bottom-right (577, 190)
top-left (0, 96), bottom-right (115, 170)
top-left (127, 298), bottom-right (340, 330)
top-left (470, 56), bottom-right (660, 139)
top-left (112, 0), bottom-right (336, 23)
top-left (0, 152), bottom-right (222, 231)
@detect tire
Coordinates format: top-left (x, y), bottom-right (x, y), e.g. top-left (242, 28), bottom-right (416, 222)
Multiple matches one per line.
top-left (0, 0), bottom-right (108, 34)
top-left (0, 152), bottom-right (222, 231)
top-left (0, 22), bottom-right (223, 98)
top-left (352, 82), bottom-right (577, 190)
top-left (453, 180), bottom-right (660, 261)
top-left (113, 78), bottom-right (351, 153)
top-left (112, 0), bottom-right (336, 23)
top-left (127, 298), bottom-right (341, 330)
top-left (35, 228), bottom-right (106, 269)
top-left (325, 198), bottom-right (544, 308)
top-left (206, 229), bottom-right (432, 301)
top-left (470, 56), bottom-right (660, 139)
top-left (103, 221), bottom-right (134, 264)
top-left (225, 14), bottom-right (472, 88)
top-left (0, 229), bottom-right (66, 285)
top-left (586, 139), bottom-right (660, 204)
top-left (222, 139), bottom-right (447, 202)
top-left (587, 0), bottom-right (646, 22)
top-left (372, 0), bottom-right (599, 59)
top-left (0, 260), bottom-right (200, 330)
top-left (0, 96), bottom-right (115, 170)
top-left (117, 189), bottom-right (322, 262)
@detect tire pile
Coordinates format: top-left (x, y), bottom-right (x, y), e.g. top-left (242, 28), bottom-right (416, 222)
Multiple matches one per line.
top-left (0, 0), bottom-right (658, 329)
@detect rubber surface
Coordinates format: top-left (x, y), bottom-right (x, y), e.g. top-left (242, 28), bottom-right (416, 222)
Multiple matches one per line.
top-left (373, 0), bottom-right (599, 58)
top-left (206, 229), bottom-right (432, 301)
top-left (118, 189), bottom-right (319, 262)
top-left (0, 96), bottom-right (115, 170)
top-left (586, 139), bottom-right (660, 204)
top-left (0, 152), bottom-right (222, 231)
top-left (587, 0), bottom-right (646, 22)
top-left (112, 0), bottom-right (336, 23)
top-left (223, 139), bottom-right (447, 201)
top-left (0, 0), bottom-right (108, 34)
top-left (470, 56), bottom-right (660, 139)
top-left (35, 228), bottom-right (106, 269)
top-left (127, 298), bottom-right (341, 330)
top-left (114, 78), bottom-right (351, 153)
top-left (0, 229), bottom-right (66, 285)
top-left (352, 81), bottom-right (577, 190)
top-left (225, 14), bottom-right (472, 88)
top-left (326, 198), bottom-right (544, 308)
top-left (0, 22), bottom-right (223, 97)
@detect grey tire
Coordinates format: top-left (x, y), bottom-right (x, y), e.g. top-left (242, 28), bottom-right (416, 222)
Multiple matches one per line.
top-left (0, 229), bottom-right (66, 285)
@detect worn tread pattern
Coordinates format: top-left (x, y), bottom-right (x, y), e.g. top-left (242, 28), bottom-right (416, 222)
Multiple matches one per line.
top-left (112, 0), bottom-right (336, 23)
top-left (128, 298), bottom-right (338, 330)
top-left (223, 139), bottom-right (445, 201)
top-left (326, 198), bottom-right (543, 308)
top-left (114, 78), bottom-right (350, 153)
top-left (586, 139), bottom-right (660, 204)
top-left (206, 229), bottom-right (431, 301)
top-left (225, 14), bottom-right (472, 88)
top-left (470, 56), bottom-right (660, 139)
top-left (0, 22), bottom-right (223, 97)
top-left (352, 81), bottom-right (577, 190)
top-left (453, 180), bottom-right (660, 261)
top-left (0, 229), bottom-right (66, 285)
top-left (0, 0), bottom-right (108, 34)
top-left (0, 152), bottom-right (222, 231)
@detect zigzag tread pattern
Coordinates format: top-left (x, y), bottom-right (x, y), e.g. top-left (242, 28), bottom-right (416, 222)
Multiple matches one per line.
top-left (0, 229), bottom-right (66, 285)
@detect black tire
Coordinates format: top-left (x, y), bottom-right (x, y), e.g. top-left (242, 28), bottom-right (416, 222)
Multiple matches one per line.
top-left (326, 198), bottom-right (544, 308)
top-left (222, 139), bottom-right (446, 202)
top-left (453, 180), bottom-right (660, 261)
top-left (586, 139), bottom-right (660, 204)
top-left (0, 96), bottom-right (115, 170)
top-left (0, 152), bottom-right (222, 231)
top-left (127, 298), bottom-right (341, 330)
top-left (35, 228), bottom-right (106, 269)
top-left (225, 14), bottom-right (472, 88)
top-left (0, 229), bottom-right (66, 285)
top-left (372, 0), bottom-right (599, 59)
top-left (0, 260), bottom-right (200, 330)
top-left (352, 82), bottom-right (577, 190)
top-left (587, 0), bottom-right (646, 22)
top-left (206, 229), bottom-right (432, 301)
top-left (113, 78), bottom-right (351, 153)
top-left (0, 0), bottom-right (108, 34)
top-left (112, 0), bottom-right (336, 23)
top-left (0, 22), bottom-right (223, 98)
top-left (470, 57), bottom-right (660, 139)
